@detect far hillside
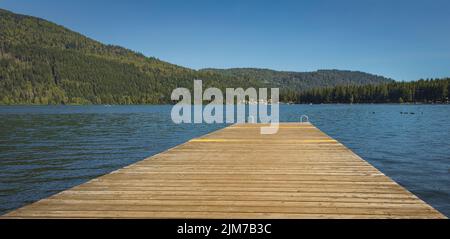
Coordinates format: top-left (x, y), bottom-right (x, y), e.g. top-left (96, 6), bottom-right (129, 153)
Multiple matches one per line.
top-left (201, 68), bottom-right (392, 90)
top-left (1, 8), bottom-right (394, 104)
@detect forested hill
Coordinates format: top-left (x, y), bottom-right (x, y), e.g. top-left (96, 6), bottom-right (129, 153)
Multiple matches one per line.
top-left (201, 68), bottom-right (393, 91)
top-left (1, 8), bottom-right (393, 104)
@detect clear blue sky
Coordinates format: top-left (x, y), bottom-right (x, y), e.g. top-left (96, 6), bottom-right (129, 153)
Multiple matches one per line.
top-left (1, 0), bottom-right (449, 81)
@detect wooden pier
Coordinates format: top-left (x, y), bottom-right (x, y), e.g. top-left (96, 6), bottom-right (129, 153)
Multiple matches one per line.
top-left (3, 123), bottom-right (445, 218)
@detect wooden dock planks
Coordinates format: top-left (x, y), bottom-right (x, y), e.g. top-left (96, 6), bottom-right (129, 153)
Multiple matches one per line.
top-left (3, 123), bottom-right (446, 218)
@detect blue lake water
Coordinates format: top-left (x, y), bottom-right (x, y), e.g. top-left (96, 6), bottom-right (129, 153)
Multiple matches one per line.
top-left (0, 104), bottom-right (449, 216)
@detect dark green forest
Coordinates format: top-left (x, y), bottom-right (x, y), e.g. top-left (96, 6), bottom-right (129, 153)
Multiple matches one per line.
top-left (291, 78), bottom-right (450, 104)
top-left (202, 68), bottom-right (392, 91)
top-left (0, 8), bottom-right (401, 105)
top-left (0, 8), bottom-right (262, 104)
top-left (1, 9), bottom-right (448, 105)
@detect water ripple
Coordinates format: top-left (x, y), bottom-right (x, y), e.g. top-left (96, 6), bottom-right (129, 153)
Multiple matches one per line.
top-left (0, 104), bottom-right (449, 216)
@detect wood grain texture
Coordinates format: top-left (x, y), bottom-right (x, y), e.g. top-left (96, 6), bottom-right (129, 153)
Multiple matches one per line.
top-left (2, 123), bottom-right (445, 218)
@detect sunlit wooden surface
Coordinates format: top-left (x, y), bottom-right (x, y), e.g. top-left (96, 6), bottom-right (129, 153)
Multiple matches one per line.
top-left (3, 123), bottom-right (445, 218)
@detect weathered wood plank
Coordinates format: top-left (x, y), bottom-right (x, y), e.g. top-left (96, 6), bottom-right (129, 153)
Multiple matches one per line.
top-left (2, 123), bottom-right (445, 219)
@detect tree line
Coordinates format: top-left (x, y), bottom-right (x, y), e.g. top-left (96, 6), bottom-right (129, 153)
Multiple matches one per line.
top-left (285, 78), bottom-right (450, 104)
top-left (1, 8), bottom-right (448, 105)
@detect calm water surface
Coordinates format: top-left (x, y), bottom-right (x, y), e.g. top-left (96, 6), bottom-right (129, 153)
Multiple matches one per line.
top-left (0, 105), bottom-right (449, 216)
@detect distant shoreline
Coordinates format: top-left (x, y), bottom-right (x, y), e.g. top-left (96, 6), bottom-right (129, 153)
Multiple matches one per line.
top-left (1, 102), bottom-right (449, 106)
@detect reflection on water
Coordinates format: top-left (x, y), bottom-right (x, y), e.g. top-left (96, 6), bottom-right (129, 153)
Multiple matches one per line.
top-left (0, 105), bottom-right (449, 216)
